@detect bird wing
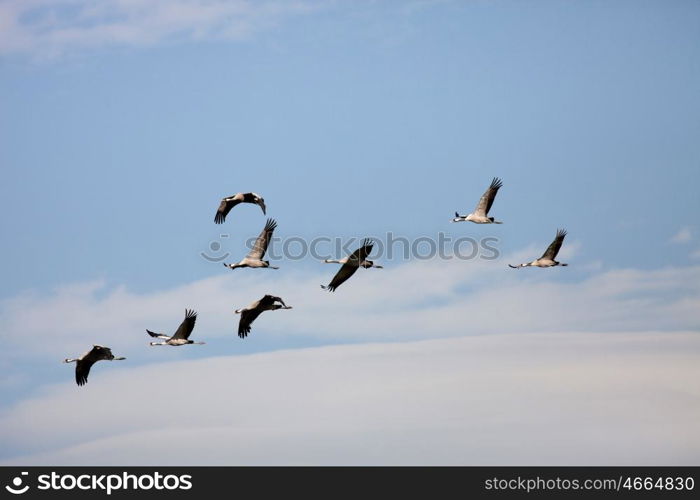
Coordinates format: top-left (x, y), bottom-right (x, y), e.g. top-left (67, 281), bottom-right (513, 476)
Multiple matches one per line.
top-left (541, 229), bottom-right (567, 260)
top-left (238, 308), bottom-right (263, 338)
top-left (74, 346), bottom-right (105, 386)
top-left (146, 330), bottom-right (170, 339)
top-left (323, 261), bottom-right (360, 292)
top-left (473, 177), bottom-right (503, 216)
top-left (171, 309), bottom-right (197, 340)
top-left (214, 197), bottom-right (239, 224)
top-left (259, 294), bottom-right (278, 307)
top-left (260, 294), bottom-right (288, 308)
top-left (75, 358), bottom-right (93, 386)
top-left (246, 218), bottom-right (277, 260)
top-left (347, 238), bottom-right (374, 264)
top-left (243, 192), bottom-right (266, 215)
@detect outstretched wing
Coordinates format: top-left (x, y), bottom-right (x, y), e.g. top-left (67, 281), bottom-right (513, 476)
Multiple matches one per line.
top-left (214, 196), bottom-right (240, 224)
top-left (171, 309), bottom-right (197, 340)
top-left (259, 294), bottom-right (282, 307)
top-left (246, 218), bottom-right (277, 260)
top-left (238, 308), bottom-right (263, 338)
top-left (473, 177), bottom-right (503, 217)
top-left (347, 238), bottom-right (374, 264)
top-left (75, 358), bottom-right (94, 386)
top-left (541, 229), bottom-right (567, 260)
top-left (243, 192), bottom-right (266, 215)
top-left (322, 262), bottom-right (360, 292)
top-left (146, 330), bottom-right (170, 339)
top-left (74, 346), bottom-right (105, 386)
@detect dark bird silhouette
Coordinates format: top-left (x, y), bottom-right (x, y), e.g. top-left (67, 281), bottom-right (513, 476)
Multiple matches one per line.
top-left (235, 295), bottom-right (292, 338)
top-left (214, 192), bottom-right (266, 224)
top-left (321, 238), bottom-right (382, 292)
top-left (64, 345), bottom-right (125, 386)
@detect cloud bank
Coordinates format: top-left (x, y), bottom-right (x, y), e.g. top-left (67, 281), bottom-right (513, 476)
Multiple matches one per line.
top-left (0, 0), bottom-right (320, 58)
top-left (2, 332), bottom-right (699, 465)
top-left (1, 255), bottom-right (698, 464)
top-left (2, 258), bottom-right (698, 362)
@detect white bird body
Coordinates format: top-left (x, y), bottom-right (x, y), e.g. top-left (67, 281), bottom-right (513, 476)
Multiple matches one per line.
top-left (509, 229), bottom-right (569, 268)
top-left (224, 218), bottom-right (279, 270)
top-left (453, 177), bottom-right (503, 224)
top-left (324, 257), bottom-right (383, 269)
top-left (147, 309), bottom-right (205, 346)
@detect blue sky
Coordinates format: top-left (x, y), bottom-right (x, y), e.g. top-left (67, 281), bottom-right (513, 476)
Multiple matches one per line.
top-left (1, 0), bottom-right (699, 465)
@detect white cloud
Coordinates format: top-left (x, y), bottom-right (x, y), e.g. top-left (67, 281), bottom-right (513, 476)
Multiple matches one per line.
top-left (670, 227), bottom-right (692, 244)
top-left (0, 0), bottom-right (321, 58)
top-left (2, 332), bottom-right (699, 465)
top-left (1, 255), bottom-right (698, 464)
top-left (1, 258), bottom-right (699, 365)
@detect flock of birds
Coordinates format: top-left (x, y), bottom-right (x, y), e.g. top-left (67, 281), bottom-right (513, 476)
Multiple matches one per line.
top-left (64, 178), bottom-right (569, 386)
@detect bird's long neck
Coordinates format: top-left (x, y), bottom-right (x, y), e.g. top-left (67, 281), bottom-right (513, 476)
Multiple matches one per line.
top-left (324, 259), bottom-right (342, 264)
top-left (149, 341), bottom-right (167, 346)
top-left (64, 358), bottom-right (77, 363)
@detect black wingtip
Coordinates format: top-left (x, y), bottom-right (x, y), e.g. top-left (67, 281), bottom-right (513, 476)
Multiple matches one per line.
top-left (491, 177), bottom-right (503, 189)
top-left (265, 218), bottom-right (277, 231)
